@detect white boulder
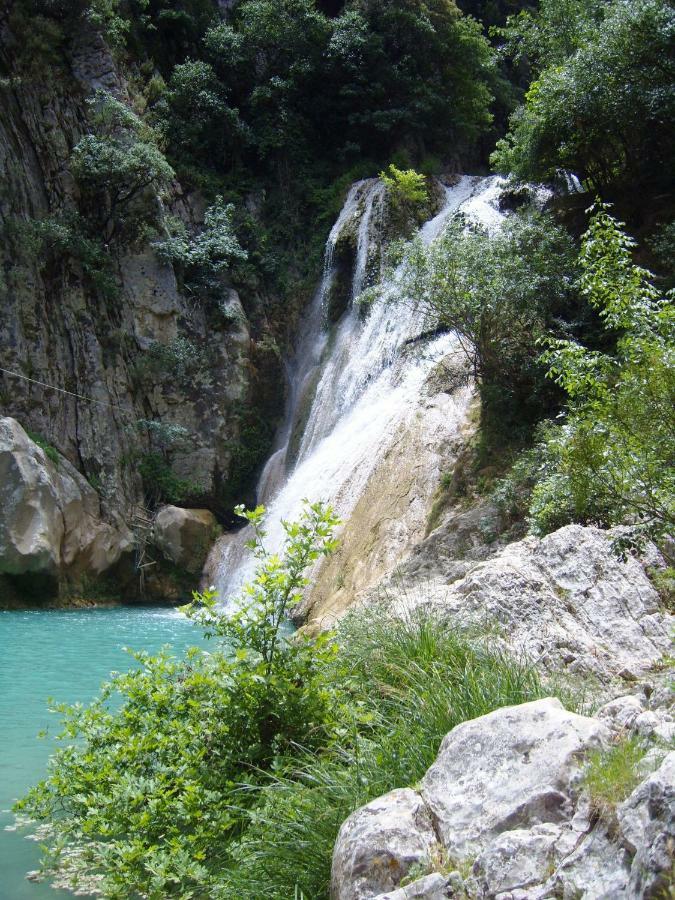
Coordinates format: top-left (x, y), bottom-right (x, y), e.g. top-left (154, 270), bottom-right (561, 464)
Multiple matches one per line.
top-left (331, 699), bottom-right (674, 899)
top-left (153, 505), bottom-right (220, 574)
top-left (0, 417), bottom-right (131, 581)
top-left (331, 789), bottom-right (439, 900)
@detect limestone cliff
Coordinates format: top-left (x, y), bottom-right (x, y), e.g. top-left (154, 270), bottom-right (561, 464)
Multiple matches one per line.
top-left (0, 7), bottom-right (282, 600)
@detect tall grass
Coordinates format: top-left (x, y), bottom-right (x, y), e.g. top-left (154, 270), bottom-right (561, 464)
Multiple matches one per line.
top-left (218, 607), bottom-right (546, 900)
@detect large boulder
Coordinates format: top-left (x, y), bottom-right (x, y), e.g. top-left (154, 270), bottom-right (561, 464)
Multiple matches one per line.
top-left (0, 418), bottom-right (132, 588)
top-left (393, 524), bottom-right (672, 686)
top-left (331, 699), bottom-right (675, 900)
top-left (153, 505), bottom-right (220, 575)
top-left (331, 789), bottom-right (439, 900)
top-left (419, 698), bottom-right (607, 860)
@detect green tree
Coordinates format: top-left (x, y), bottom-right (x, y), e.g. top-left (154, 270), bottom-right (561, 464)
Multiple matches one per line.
top-left (72, 91), bottom-right (174, 244)
top-left (492, 0), bottom-right (675, 193)
top-left (529, 205), bottom-right (675, 537)
top-left (394, 208), bottom-right (579, 442)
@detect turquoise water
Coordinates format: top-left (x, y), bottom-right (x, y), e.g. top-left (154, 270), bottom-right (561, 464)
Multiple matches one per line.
top-left (0, 606), bottom-right (203, 899)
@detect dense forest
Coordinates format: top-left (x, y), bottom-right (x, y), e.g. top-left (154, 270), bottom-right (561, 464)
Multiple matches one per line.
top-left (2, 0), bottom-right (674, 897)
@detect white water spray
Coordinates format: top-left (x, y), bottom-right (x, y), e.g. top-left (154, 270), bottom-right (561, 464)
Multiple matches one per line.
top-left (208, 174), bottom-right (508, 603)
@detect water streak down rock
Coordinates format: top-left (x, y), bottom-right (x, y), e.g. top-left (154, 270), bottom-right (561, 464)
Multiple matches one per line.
top-left (207, 176), bottom-right (508, 609)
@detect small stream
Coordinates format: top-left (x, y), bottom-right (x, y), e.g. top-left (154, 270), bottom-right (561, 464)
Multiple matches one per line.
top-left (0, 606), bottom-right (203, 898)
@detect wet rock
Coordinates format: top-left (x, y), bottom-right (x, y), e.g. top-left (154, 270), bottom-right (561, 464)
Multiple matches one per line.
top-left (331, 789), bottom-right (439, 900)
top-left (153, 506), bottom-right (220, 575)
top-left (0, 418), bottom-right (132, 584)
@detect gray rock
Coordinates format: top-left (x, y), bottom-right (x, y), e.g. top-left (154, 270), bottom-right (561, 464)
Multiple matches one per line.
top-left (597, 695), bottom-right (646, 732)
top-left (420, 699), bottom-right (607, 861)
top-left (619, 752), bottom-right (675, 897)
top-left (373, 873), bottom-right (451, 899)
top-left (331, 789), bottom-right (439, 900)
top-left (473, 824), bottom-right (561, 896)
top-left (153, 506), bottom-right (220, 575)
top-left (401, 525), bottom-right (672, 686)
top-left (0, 417), bottom-right (132, 580)
top-left (553, 823), bottom-right (631, 899)
top-left (332, 699), bottom-right (675, 900)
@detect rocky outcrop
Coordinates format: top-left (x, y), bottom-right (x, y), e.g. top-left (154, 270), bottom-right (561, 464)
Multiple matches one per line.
top-left (153, 505), bottom-right (220, 575)
top-left (0, 417), bottom-right (132, 601)
top-left (294, 353), bottom-right (475, 631)
top-left (380, 524), bottom-right (672, 689)
top-left (331, 699), bottom-right (675, 900)
top-left (0, 13), bottom-right (279, 525)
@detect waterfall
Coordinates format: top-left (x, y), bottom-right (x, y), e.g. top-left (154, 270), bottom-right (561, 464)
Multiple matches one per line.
top-left (207, 174), bottom-right (508, 605)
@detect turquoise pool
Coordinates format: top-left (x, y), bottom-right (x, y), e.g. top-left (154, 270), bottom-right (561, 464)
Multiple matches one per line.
top-left (0, 606), bottom-right (203, 898)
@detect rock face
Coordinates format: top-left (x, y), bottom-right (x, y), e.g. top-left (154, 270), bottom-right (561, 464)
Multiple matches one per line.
top-left (331, 699), bottom-right (675, 900)
top-left (0, 418), bottom-right (132, 597)
top-left (388, 524), bottom-right (672, 687)
top-left (153, 506), bottom-right (220, 575)
top-left (332, 789), bottom-right (439, 900)
top-left (0, 16), bottom-right (280, 524)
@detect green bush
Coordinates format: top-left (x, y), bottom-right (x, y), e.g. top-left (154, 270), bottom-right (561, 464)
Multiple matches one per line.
top-left (26, 430), bottom-right (60, 466)
top-left (393, 208), bottom-right (579, 445)
top-left (15, 504), bottom-right (547, 898)
top-left (529, 204), bottom-right (675, 539)
top-left (137, 451), bottom-right (201, 507)
top-left (12, 213), bottom-right (118, 299)
top-left (492, 0), bottom-right (675, 193)
top-left (153, 197), bottom-right (248, 283)
top-left (380, 164), bottom-right (428, 207)
top-left (583, 736), bottom-right (650, 823)
top-left (72, 91), bottom-right (174, 245)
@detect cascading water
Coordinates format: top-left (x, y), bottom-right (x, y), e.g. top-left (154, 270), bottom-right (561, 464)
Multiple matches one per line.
top-left (207, 174), bottom-right (508, 605)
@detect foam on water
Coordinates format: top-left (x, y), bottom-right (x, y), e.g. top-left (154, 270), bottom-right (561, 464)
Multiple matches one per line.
top-left (211, 175), bottom-right (507, 601)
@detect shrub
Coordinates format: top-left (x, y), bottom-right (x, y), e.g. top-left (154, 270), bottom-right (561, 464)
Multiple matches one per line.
top-left (15, 500), bottom-right (549, 898)
top-left (393, 208), bottom-right (578, 445)
top-left (12, 213), bottom-right (118, 298)
top-left (153, 197), bottom-right (248, 283)
top-left (71, 91), bottom-right (174, 245)
top-left (583, 736), bottom-right (650, 824)
top-left (137, 451), bottom-right (201, 507)
top-left (530, 204), bottom-right (675, 538)
top-left (380, 164), bottom-right (428, 207)
top-left (26, 430), bottom-right (60, 466)
top-left (15, 502), bottom-right (342, 897)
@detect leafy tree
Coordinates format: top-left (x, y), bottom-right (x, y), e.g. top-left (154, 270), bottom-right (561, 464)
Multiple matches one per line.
top-left (15, 501), bottom-right (342, 897)
top-left (326, 0), bottom-right (496, 161)
top-left (158, 59), bottom-right (249, 171)
top-left (492, 0), bottom-right (675, 193)
top-left (126, 0), bottom-right (219, 72)
top-left (394, 208), bottom-right (579, 442)
top-left (72, 91), bottom-right (174, 244)
top-left (529, 205), bottom-right (674, 538)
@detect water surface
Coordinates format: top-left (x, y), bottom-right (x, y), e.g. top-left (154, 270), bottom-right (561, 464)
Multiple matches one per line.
top-left (0, 605), bottom-right (203, 898)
